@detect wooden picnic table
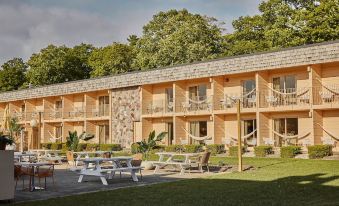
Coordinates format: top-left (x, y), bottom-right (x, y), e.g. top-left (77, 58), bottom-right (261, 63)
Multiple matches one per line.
top-left (153, 152), bottom-right (201, 175)
top-left (77, 157), bottom-right (140, 185)
top-left (73, 151), bottom-right (110, 166)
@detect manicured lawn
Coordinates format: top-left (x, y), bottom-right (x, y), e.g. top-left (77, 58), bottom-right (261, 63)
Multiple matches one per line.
top-left (15, 157), bottom-right (339, 206)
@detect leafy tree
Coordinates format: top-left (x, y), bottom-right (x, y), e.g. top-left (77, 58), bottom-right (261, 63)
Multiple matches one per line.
top-left (88, 43), bottom-right (135, 77)
top-left (0, 58), bottom-right (27, 92)
top-left (133, 9), bottom-right (225, 70)
top-left (26, 44), bottom-right (94, 86)
top-left (225, 0), bottom-right (339, 56)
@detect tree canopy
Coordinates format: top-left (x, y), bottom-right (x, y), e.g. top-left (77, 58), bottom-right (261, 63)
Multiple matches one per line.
top-left (0, 58), bottom-right (27, 92)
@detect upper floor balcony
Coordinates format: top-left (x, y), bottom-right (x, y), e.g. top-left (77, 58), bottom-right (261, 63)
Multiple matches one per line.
top-left (313, 85), bottom-right (339, 108)
top-left (216, 89), bottom-right (257, 111)
top-left (144, 99), bottom-right (174, 116)
top-left (176, 95), bottom-right (213, 113)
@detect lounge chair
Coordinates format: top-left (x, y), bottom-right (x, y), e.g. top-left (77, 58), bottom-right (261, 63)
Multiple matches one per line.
top-left (34, 165), bottom-right (55, 190)
top-left (189, 152), bottom-right (211, 173)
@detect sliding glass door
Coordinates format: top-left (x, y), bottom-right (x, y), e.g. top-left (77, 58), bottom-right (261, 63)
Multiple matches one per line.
top-left (273, 118), bottom-right (298, 146)
top-left (189, 121), bottom-right (207, 144)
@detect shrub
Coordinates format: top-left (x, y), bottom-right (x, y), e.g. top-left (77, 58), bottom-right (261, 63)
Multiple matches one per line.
top-left (61, 143), bottom-right (67, 152)
top-left (206, 144), bottom-right (225, 155)
top-left (131, 143), bottom-right (140, 154)
top-left (50, 143), bottom-right (62, 150)
top-left (41, 143), bottom-right (52, 149)
top-left (77, 143), bottom-right (88, 151)
top-left (280, 146), bottom-right (302, 158)
top-left (151, 145), bottom-right (166, 153)
top-left (86, 143), bottom-right (100, 151)
top-left (99, 144), bottom-right (122, 151)
top-left (165, 144), bottom-right (184, 152)
top-left (308, 145), bottom-right (333, 159)
top-left (254, 146), bottom-right (273, 157)
top-left (228, 146), bottom-right (246, 156)
top-left (184, 144), bottom-right (203, 153)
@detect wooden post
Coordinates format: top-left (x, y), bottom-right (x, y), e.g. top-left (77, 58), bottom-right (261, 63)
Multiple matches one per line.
top-left (38, 112), bottom-right (42, 149)
top-left (237, 99), bottom-right (243, 172)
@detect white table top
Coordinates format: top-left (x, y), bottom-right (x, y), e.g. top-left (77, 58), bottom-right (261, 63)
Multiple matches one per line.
top-left (155, 152), bottom-right (200, 156)
top-left (82, 156), bottom-right (132, 163)
top-left (15, 162), bottom-right (52, 166)
top-left (74, 151), bottom-right (110, 155)
top-left (14, 153), bottom-right (37, 157)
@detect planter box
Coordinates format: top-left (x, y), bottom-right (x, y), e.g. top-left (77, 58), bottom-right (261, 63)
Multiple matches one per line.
top-left (0, 150), bottom-right (14, 201)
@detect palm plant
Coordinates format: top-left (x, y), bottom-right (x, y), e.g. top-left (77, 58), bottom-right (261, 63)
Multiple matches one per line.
top-left (66, 131), bottom-right (95, 151)
top-left (136, 130), bottom-right (167, 160)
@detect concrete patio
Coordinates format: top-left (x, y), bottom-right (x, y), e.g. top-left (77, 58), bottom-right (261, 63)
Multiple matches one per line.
top-left (13, 165), bottom-right (218, 203)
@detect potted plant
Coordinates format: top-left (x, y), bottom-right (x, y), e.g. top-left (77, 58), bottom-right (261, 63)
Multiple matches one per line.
top-left (0, 133), bottom-right (14, 150)
top-left (136, 130), bottom-right (166, 170)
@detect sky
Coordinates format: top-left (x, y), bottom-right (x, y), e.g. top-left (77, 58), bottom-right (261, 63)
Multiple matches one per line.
top-left (0, 0), bottom-right (262, 65)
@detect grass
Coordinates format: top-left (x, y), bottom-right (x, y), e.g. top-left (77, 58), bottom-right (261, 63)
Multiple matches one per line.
top-left (15, 157), bottom-right (339, 206)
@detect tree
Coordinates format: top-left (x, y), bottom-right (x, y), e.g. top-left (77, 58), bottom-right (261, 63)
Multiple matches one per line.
top-left (133, 9), bottom-right (225, 70)
top-left (224, 0), bottom-right (339, 56)
top-left (88, 43), bottom-right (135, 77)
top-left (26, 44), bottom-right (94, 86)
top-left (0, 58), bottom-right (27, 92)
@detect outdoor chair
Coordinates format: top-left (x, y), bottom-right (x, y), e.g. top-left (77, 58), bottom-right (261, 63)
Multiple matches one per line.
top-left (189, 152), bottom-right (211, 173)
top-left (34, 164), bottom-right (55, 190)
top-left (14, 165), bottom-right (28, 190)
top-left (66, 151), bottom-right (76, 168)
top-left (131, 153), bottom-right (143, 179)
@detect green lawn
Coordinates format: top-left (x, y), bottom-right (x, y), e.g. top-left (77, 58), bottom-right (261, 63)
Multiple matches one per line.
top-left (16, 157), bottom-right (339, 206)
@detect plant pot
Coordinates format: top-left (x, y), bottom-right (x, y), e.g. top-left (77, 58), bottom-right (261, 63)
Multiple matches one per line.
top-left (0, 143), bottom-right (6, 150)
top-left (141, 161), bottom-right (155, 170)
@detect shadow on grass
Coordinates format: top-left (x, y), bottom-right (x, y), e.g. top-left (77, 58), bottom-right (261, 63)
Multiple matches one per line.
top-left (13, 173), bottom-right (339, 206)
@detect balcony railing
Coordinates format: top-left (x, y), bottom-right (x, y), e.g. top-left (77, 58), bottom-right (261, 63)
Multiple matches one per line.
top-left (313, 86), bottom-right (339, 106)
top-left (259, 88), bottom-right (310, 108)
top-left (89, 104), bottom-right (110, 117)
top-left (217, 91), bottom-right (257, 110)
top-left (177, 96), bottom-right (213, 113)
top-left (144, 99), bottom-right (174, 115)
top-left (64, 107), bottom-right (85, 119)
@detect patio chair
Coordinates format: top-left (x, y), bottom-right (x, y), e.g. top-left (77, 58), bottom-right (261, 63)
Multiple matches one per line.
top-left (131, 153), bottom-right (143, 179)
top-left (190, 152), bottom-right (211, 173)
top-left (34, 165), bottom-right (55, 190)
top-left (66, 151), bottom-right (76, 168)
top-left (14, 165), bottom-right (26, 190)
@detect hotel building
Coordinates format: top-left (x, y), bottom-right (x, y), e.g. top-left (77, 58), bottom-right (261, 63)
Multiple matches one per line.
top-left (0, 40), bottom-right (339, 150)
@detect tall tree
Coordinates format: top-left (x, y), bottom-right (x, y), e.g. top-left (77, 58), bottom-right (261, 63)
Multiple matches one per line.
top-left (133, 9), bottom-right (225, 70)
top-left (0, 58), bottom-right (27, 92)
top-left (26, 44), bottom-right (94, 86)
top-left (224, 0), bottom-right (339, 56)
top-left (88, 43), bottom-right (135, 77)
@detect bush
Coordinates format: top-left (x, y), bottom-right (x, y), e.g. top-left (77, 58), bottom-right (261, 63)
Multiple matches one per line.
top-left (131, 143), bottom-right (140, 154)
top-left (61, 143), bottom-right (67, 152)
top-left (77, 143), bottom-right (88, 151)
top-left (50, 143), bottom-right (62, 150)
top-left (228, 146), bottom-right (246, 156)
top-left (254, 146), bottom-right (273, 157)
top-left (151, 145), bottom-right (166, 153)
top-left (41, 143), bottom-right (52, 149)
top-left (184, 144), bottom-right (203, 153)
top-left (280, 146), bottom-right (302, 158)
top-left (206, 144), bottom-right (225, 155)
top-left (99, 144), bottom-right (122, 151)
top-left (308, 145), bottom-right (333, 159)
top-left (86, 143), bottom-right (100, 151)
top-left (165, 144), bottom-right (184, 152)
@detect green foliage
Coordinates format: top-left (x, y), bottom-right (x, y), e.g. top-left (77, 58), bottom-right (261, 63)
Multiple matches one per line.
top-left (184, 144), bottom-right (203, 153)
top-left (308, 145), bottom-right (333, 159)
top-left (88, 43), bottom-right (135, 77)
top-left (136, 130), bottom-right (167, 160)
top-left (86, 143), bottom-right (100, 151)
top-left (26, 44), bottom-right (93, 86)
top-left (254, 146), bottom-right (273, 157)
top-left (66, 131), bottom-right (80, 151)
top-left (50, 143), bottom-right (62, 150)
top-left (131, 143), bottom-right (140, 154)
top-left (228, 146), bottom-right (246, 157)
top-left (0, 58), bottom-right (27, 92)
top-left (133, 9), bottom-right (225, 70)
top-left (164, 144), bottom-right (184, 152)
top-left (77, 143), bottom-right (88, 151)
top-left (8, 117), bottom-right (23, 141)
top-left (99, 144), bottom-right (122, 151)
top-left (41, 143), bottom-right (52, 149)
top-left (206, 144), bottom-right (225, 155)
top-left (0, 132), bottom-right (14, 147)
top-left (280, 146), bottom-right (302, 158)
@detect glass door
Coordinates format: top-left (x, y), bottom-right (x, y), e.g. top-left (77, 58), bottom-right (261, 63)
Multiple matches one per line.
top-left (55, 126), bottom-right (63, 143)
top-left (242, 80), bottom-right (256, 108)
top-left (165, 88), bottom-right (173, 112)
top-left (273, 118), bottom-right (298, 146)
top-left (166, 122), bottom-right (174, 145)
top-left (98, 124), bottom-right (110, 144)
top-left (189, 121), bottom-right (207, 144)
top-left (99, 96), bottom-right (109, 116)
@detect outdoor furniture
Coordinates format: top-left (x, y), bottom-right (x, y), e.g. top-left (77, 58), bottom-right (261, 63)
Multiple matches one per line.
top-left (189, 152), bottom-right (211, 173)
top-left (29, 150), bottom-right (62, 163)
top-left (266, 95), bottom-right (278, 106)
top-left (263, 138), bottom-right (274, 146)
top-left (181, 102), bottom-right (191, 112)
top-left (14, 152), bottom-right (37, 162)
top-left (34, 164), bottom-right (55, 190)
top-left (15, 162), bottom-right (52, 192)
top-left (73, 151), bottom-right (110, 166)
top-left (321, 137), bottom-right (336, 146)
top-left (320, 92), bottom-right (333, 102)
top-left (153, 152), bottom-right (201, 175)
top-left (131, 153), bottom-right (143, 179)
top-left (77, 157), bottom-right (140, 185)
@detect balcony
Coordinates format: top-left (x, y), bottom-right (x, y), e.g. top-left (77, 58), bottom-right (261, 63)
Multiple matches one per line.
top-left (259, 88), bottom-right (310, 109)
top-left (313, 86), bottom-right (339, 108)
top-left (177, 96), bottom-right (213, 113)
top-left (64, 107), bottom-right (85, 119)
top-left (88, 104), bottom-right (110, 118)
top-left (217, 91), bottom-right (257, 110)
top-left (144, 99), bottom-right (174, 115)
top-left (12, 112), bottom-right (26, 121)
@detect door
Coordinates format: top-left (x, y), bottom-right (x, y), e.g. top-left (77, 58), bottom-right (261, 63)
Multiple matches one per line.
top-left (189, 121), bottom-right (207, 144)
top-left (166, 122), bottom-right (174, 145)
top-left (273, 118), bottom-right (298, 146)
top-left (242, 80), bottom-right (256, 108)
top-left (243, 119), bottom-right (257, 146)
top-left (98, 124), bottom-right (110, 144)
top-left (165, 88), bottom-right (174, 112)
top-left (55, 126), bottom-right (63, 143)
top-left (99, 96), bottom-right (109, 116)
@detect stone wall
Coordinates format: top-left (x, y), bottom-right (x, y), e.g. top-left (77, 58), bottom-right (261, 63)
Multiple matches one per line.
top-left (0, 40), bottom-right (339, 103)
top-left (111, 86), bottom-right (141, 147)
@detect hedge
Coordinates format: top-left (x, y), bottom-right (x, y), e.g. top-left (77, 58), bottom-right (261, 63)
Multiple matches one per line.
top-left (184, 144), bottom-right (203, 153)
top-left (41, 143), bottom-right (52, 149)
top-left (41, 143), bottom-right (123, 152)
top-left (99, 144), bottom-right (122, 151)
top-left (165, 144), bottom-right (184, 152)
top-left (131, 143), bottom-right (140, 154)
top-left (280, 146), bottom-right (301, 158)
top-left (229, 146), bottom-right (246, 157)
top-left (308, 145), bottom-right (333, 159)
top-left (254, 146), bottom-right (273, 157)
top-left (206, 144), bottom-right (225, 155)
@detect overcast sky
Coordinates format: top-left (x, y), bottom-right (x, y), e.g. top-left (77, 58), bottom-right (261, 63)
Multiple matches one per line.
top-left (0, 0), bottom-right (262, 65)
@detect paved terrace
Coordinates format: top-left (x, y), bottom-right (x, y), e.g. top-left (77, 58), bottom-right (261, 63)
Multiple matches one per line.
top-left (0, 40), bottom-right (339, 102)
top-left (14, 165), bottom-right (221, 203)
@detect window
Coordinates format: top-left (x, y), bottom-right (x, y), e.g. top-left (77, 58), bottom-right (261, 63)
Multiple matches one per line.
top-left (55, 126), bottom-right (63, 143)
top-left (165, 88), bottom-right (173, 112)
top-left (273, 118), bottom-right (298, 146)
top-left (242, 80), bottom-right (256, 108)
top-left (189, 84), bottom-right (207, 101)
top-left (166, 122), bottom-right (174, 145)
top-left (21, 104), bottom-right (25, 113)
top-left (273, 76), bottom-right (296, 92)
top-left (99, 96), bottom-right (109, 116)
top-left (98, 124), bottom-right (110, 144)
top-left (55, 100), bottom-right (62, 109)
top-left (189, 121), bottom-right (207, 144)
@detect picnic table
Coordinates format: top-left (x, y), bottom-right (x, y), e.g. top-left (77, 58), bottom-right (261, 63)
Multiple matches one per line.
top-left (153, 152), bottom-right (201, 175)
top-left (73, 151), bottom-right (110, 166)
top-left (14, 152), bottom-right (37, 162)
top-left (77, 157), bottom-right (140, 185)
top-left (15, 162), bottom-right (52, 192)
top-left (29, 149), bottom-right (63, 163)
